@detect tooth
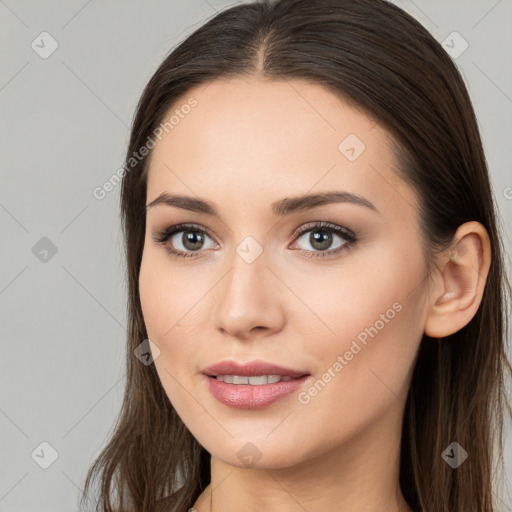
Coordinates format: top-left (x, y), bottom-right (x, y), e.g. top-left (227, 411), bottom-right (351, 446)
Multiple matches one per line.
top-left (216, 374), bottom-right (296, 385)
top-left (248, 375), bottom-right (268, 385)
top-left (232, 375), bottom-right (249, 384)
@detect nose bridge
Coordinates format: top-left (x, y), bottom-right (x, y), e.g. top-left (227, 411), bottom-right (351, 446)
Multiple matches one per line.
top-left (213, 236), bottom-right (284, 336)
top-left (223, 215), bottom-right (272, 291)
top-left (223, 239), bottom-right (269, 309)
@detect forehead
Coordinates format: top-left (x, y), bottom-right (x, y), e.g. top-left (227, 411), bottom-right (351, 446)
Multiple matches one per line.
top-left (145, 77), bottom-right (418, 219)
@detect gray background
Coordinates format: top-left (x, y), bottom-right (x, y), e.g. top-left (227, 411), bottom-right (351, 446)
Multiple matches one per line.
top-left (0, 0), bottom-right (511, 510)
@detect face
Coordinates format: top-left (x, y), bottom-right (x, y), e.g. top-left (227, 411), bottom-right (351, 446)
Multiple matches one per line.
top-left (139, 76), bottom-right (430, 469)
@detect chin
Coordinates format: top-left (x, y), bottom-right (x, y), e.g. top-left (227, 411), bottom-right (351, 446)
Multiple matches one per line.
top-left (203, 435), bottom-right (311, 470)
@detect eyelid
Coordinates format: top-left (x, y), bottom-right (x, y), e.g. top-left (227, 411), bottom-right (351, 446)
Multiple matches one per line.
top-left (151, 222), bottom-right (215, 244)
top-left (290, 221), bottom-right (356, 242)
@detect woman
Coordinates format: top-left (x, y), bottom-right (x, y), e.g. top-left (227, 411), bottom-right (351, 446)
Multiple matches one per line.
top-left (81, 0), bottom-right (512, 511)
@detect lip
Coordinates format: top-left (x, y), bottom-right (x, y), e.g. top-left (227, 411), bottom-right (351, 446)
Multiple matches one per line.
top-left (202, 360), bottom-right (311, 410)
top-left (201, 359), bottom-right (309, 378)
top-left (204, 374), bottom-right (310, 409)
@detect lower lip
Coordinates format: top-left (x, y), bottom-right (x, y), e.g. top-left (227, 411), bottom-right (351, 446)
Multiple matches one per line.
top-left (204, 375), bottom-right (310, 410)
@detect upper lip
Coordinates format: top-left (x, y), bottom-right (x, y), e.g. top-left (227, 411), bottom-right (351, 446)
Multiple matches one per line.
top-left (202, 360), bottom-right (310, 378)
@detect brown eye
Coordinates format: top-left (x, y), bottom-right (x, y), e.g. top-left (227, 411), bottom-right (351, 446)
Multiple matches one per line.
top-left (291, 221), bottom-right (357, 259)
top-left (152, 223), bottom-right (217, 258)
top-left (178, 230), bottom-right (206, 251)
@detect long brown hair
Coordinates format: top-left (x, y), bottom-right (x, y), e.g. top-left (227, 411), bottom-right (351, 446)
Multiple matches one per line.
top-left (80, 1), bottom-right (512, 510)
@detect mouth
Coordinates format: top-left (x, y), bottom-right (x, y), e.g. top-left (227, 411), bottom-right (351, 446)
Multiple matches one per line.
top-left (201, 360), bottom-right (311, 409)
top-left (209, 374), bottom-right (308, 384)
top-left (202, 364), bottom-right (311, 409)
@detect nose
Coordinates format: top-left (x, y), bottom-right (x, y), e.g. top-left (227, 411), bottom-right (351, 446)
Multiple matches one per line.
top-left (213, 249), bottom-right (286, 341)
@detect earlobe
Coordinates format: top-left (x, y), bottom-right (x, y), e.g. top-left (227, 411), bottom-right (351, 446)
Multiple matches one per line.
top-left (424, 221), bottom-right (491, 339)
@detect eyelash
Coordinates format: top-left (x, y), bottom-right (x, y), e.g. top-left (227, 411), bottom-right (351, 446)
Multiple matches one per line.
top-left (152, 221), bottom-right (358, 260)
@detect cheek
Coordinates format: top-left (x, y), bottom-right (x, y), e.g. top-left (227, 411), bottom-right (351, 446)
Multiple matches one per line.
top-left (139, 249), bottom-right (191, 340)
top-left (296, 253), bottom-right (426, 430)
top-left (139, 259), bottom-right (192, 412)
top-left (138, 250), bottom-right (211, 383)
top-left (287, 242), bottom-right (424, 355)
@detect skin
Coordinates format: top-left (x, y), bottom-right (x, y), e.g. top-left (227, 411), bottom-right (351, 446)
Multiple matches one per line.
top-left (138, 76), bottom-right (491, 512)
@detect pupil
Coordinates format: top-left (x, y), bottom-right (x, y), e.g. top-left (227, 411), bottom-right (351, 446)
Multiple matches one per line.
top-left (311, 230), bottom-right (332, 250)
top-left (183, 231), bottom-right (204, 251)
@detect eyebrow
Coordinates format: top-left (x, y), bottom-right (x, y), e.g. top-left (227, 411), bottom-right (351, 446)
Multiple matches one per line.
top-left (146, 191), bottom-right (379, 218)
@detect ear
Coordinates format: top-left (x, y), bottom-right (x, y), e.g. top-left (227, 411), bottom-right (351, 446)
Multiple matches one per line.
top-left (424, 221), bottom-right (491, 338)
